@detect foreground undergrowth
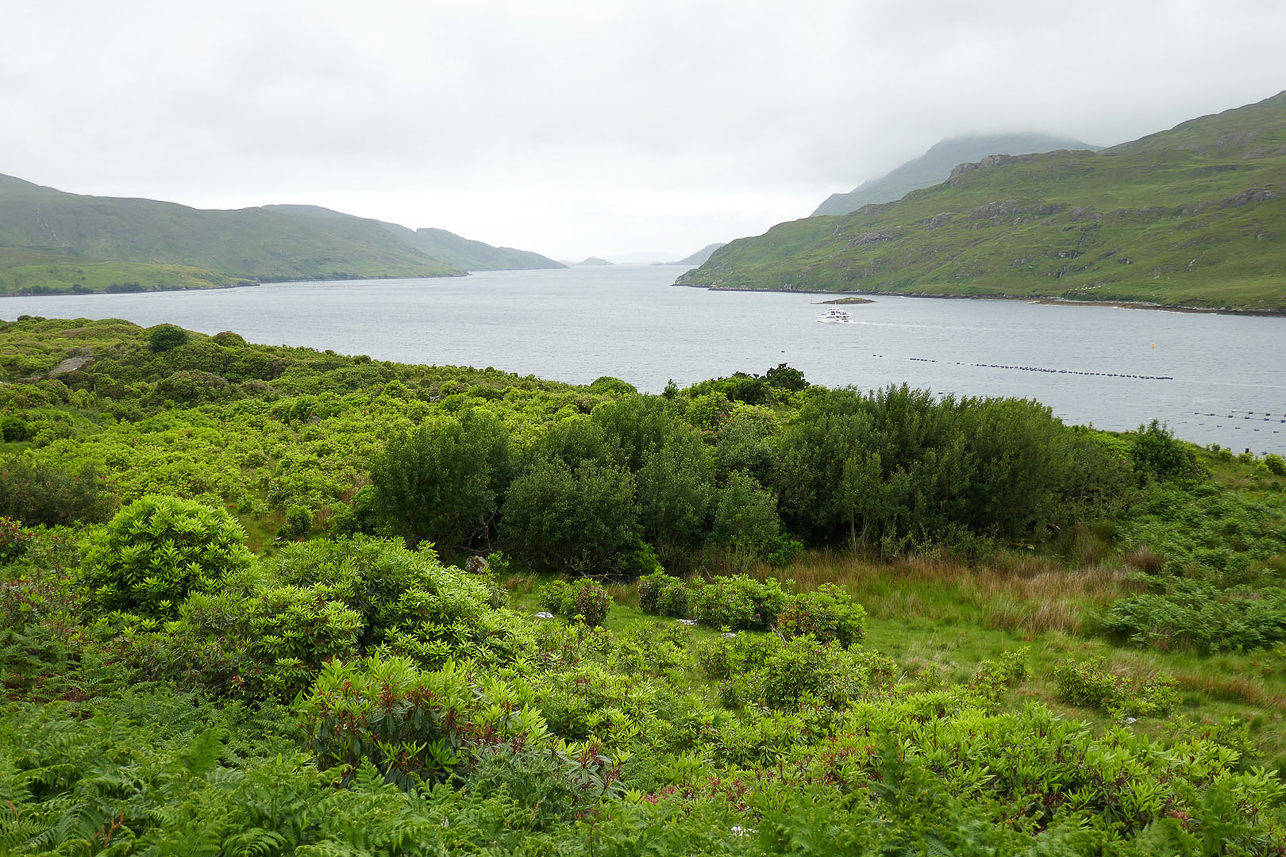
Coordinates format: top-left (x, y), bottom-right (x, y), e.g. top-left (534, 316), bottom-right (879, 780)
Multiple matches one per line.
top-left (3, 317), bottom-right (1286, 854)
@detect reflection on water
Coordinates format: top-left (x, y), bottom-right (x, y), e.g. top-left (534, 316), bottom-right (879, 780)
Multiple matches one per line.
top-left (4, 266), bottom-right (1284, 453)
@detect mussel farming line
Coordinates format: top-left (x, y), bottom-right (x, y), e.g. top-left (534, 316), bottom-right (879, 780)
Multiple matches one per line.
top-left (903, 357), bottom-right (1173, 381)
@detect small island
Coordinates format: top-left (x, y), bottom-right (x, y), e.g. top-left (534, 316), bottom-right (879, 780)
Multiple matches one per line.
top-left (816, 296), bottom-right (875, 305)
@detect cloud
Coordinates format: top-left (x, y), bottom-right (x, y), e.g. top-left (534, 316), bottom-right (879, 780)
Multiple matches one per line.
top-left (4, 0), bottom-right (1285, 258)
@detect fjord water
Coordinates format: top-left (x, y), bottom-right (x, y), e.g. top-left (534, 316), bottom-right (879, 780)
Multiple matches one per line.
top-left (5, 265), bottom-right (1285, 453)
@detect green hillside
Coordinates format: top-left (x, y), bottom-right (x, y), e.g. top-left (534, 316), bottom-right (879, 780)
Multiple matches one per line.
top-left (812, 132), bottom-right (1099, 217)
top-left (680, 91), bottom-right (1286, 312)
top-left (0, 246), bottom-right (248, 295)
top-left (0, 175), bottom-right (464, 292)
top-left (395, 226), bottom-right (566, 271)
top-left (266, 205), bottom-right (565, 271)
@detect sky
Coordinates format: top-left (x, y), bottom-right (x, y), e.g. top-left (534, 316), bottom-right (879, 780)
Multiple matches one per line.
top-left (3, 1), bottom-right (1285, 263)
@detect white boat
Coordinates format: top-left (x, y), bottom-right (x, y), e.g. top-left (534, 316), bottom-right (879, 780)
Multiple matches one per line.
top-left (815, 308), bottom-right (852, 324)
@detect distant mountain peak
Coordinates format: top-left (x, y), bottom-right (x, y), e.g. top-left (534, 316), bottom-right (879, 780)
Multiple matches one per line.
top-left (812, 132), bottom-right (1100, 217)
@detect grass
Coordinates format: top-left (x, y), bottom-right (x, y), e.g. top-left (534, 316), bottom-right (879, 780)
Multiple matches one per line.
top-left (509, 534), bottom-right (1286, 776)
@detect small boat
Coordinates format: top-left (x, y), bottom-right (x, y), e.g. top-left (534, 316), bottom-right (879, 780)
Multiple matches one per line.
top-left (815, 308), bottom-right (852, 324)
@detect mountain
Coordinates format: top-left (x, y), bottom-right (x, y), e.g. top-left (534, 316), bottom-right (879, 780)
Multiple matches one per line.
top-left (574, 257), bottom-right (615, 266)
top-left (670, 243), bottom-right (727, 266)
top-left (394, 227), bottom-right (564, 271)
top-left (263, 205), bottom-right (563, 271)
top-left (812, 134), bottom-right (1100, 217)
top-left (678, 90), bottom-right (1286, 312)
top-left (0, 176), bottom-right (559, 295)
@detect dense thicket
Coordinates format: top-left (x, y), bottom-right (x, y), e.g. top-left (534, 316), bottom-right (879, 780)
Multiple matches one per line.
top-left (4, 318), bottom-right (1286, 855)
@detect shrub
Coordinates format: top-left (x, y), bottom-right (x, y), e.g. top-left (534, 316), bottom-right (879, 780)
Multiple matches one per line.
top-left (1053, 656), bottom-right (1179, 718)
top-left (147, 324), bottom-right (190, 353)
top-left (700, 633), bottom-right (895, 711)
top-left (1129, 419), bottom-right (1196, 483)
top-left (637, 571), bottom-right (690, 618)
top-left (1100, 583), bottom-right (1286, 653)
top-left (80, 495), bottom-right (254, 618)
top-left (501, 457), bottom-right (639, 574)
top-left (1263, 453), bottom-right (1286, 477)
top-left (776, 584), bottom-right (866, 648)
top-left (0, 515), bottom-right (33, 563)
top-left (119, 572), bottom-right (363, 701)
top-left (690, 574), bottom-right (788, 631)
top-left (972, 648), bottom-right (1030, 700)
top-left (269, 535), bottom-right (531, 666)
top-left (298, 655), bottom-right (552, 789)
top-left (538, 578), bottom-right (613, 626)
top-left (278, 503), bottom-right (313, 540)
top-left (0, 455), bottom-right (116, 526)
top-left (1, 415), bottom-right (31, 442)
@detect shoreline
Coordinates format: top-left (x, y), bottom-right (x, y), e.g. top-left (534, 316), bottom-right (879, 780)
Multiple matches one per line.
top-left (673, 281), bottom-right (1286, 318)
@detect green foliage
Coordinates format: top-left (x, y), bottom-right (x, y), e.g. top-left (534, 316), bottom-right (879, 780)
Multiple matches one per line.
top-left (121, 569), bottom-right (364, 700)
top-left (147, 323), bottom-right (190, 353)
top-left (1053, 656), bottom-right (1180, 718)
top-left (1262, 452), bottom-right (1286, 477)
top-left (80, 495), bottom-right (254, 619)
top-left (298, 655), bottom-right (551, 789)
top-left (269, 535), bottom-right (531, 667)
top-left (1129, 419), bottom-right (1198, 483)
top-left (637, 570), bottom-right (691, 618)
top-left (538, 578), bottom-right (613, 626)
top-left (700, 632), bottom-right (894, 710)
top-left (774, 386), bottom-right (1129, 548)
top-left (501, 455), bottom-right (640, 574)
top-left (0, 455), bottom-right (116, 527)
top-left (1, 414), bottom-right (32, 442)
top-left (0, 515), bottom-right (33, 562)
top-left (1100, 581), bottom-right (1286, 653)
top-left (690, 574), bottom-right (788, 632)
top-left (1115, 479), bottom-right (1286, 587)
top-left (711, 470), bottom-right (781, 553)
top-left (369, 409), bottom-right (513, 549)
top-left (776, 583), bottom-right (866, 648)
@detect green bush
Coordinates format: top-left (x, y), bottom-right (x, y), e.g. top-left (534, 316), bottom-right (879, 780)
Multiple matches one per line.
top-left (776, 584), bottom-right (866, 648)
top-left (501, 457), bottom-right (640, 574)
top-left (690, 574), bottom-right (787, 631)
top-left (700, 633), bottom-right (895, 711)
top-left (80, 495), bottom-right (254, 618)
top-left (1100, 582), bottom-right (1286, 653)
top-left (1129, 419), bottom-right (1196, 483)
top-left (298, 655), bottom-right (552, 789)
top-left (1, 415), bottom-right (31, 442)
top-left (538, 578), bottom-right (613, 626)
top-left (637, 570), bottom-right (690, 618)
top-left (0, 455), bottom-right (116, 527)
top-left (1263, 453), bottom-right (1286, 477)
top-left (121, 571), bottom-right (363, 700)
top-left (1053, 656), bottom-right (1179, 718)
top-left (0, 515), bottom-right (32, 563)
top-left (270, 535), bottom-right (531, 666)
top-left (147, 323), bottom-right (190, 353)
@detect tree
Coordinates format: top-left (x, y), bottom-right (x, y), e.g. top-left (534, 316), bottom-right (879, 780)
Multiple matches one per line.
top-left (369, 409), bottom-right (513, 549)
top-left (500, 456), bottom-right (639, 574)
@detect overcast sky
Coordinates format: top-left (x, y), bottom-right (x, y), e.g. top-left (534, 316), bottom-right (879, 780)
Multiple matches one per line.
top-left (3, 1), bottom-right (1284, 262)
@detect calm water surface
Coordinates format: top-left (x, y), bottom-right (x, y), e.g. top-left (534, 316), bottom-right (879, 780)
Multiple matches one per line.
top-left (5, 265), bottom-right (1285, 453)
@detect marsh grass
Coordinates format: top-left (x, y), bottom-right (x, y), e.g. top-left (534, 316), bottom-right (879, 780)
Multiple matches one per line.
top-left (744, 550), bottom-right (1136, 636)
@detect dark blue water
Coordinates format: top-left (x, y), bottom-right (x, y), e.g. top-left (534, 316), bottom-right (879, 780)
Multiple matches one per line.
top-left (5, 265), bottom-right (1285, 453)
